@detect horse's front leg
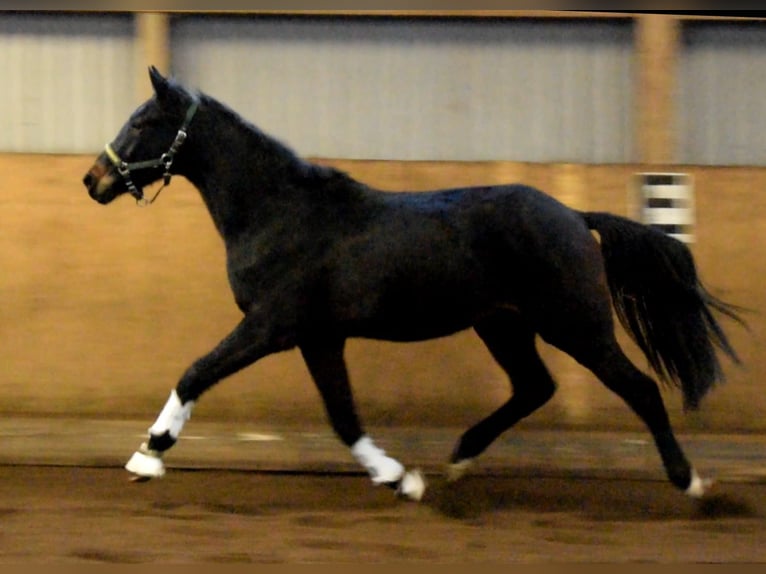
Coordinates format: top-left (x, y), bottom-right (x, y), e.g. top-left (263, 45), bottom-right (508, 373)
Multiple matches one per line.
top-left (126, 313), bottom-right (289, 480)
top-left (300, 337), bottom-right (426, 501)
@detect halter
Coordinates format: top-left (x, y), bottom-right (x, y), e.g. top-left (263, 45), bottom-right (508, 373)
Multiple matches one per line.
top-left (104, 99), bottom-right (199, 206)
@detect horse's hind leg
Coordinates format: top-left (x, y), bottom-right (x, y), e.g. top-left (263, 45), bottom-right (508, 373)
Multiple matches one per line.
top-left (540, 293), bottom-right (710, 497)
top-left (300, 337), bottom-right (426, 501)
top-left (570, 338), bottom-right (710, 496)
top-left (449, 311), bottom-right (556, 480)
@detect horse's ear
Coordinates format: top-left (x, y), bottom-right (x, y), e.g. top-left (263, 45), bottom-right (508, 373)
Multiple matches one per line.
top-left (149, 66), bottom-right (170, 99)
top-left (148, 66), bottom-right (187, 113)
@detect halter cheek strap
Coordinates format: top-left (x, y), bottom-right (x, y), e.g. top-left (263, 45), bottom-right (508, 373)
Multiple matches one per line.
top-left (105, 99), bottom-right (199, 206)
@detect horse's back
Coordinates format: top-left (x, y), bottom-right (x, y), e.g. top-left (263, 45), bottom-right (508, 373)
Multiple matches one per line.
top-left (381, 182), bottom-right (587, 235)
top-left (374, 183), bottom-right (595, 270)
top-left (315, 182), bottom-right (604, 341)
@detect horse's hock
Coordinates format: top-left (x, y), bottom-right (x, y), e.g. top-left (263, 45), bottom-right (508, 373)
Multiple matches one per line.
top-left (0, 154), bottom-right (760, 433)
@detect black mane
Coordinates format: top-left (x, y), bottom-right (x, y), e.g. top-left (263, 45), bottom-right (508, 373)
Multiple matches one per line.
top-left (196, 88), bottom-right (355, 190)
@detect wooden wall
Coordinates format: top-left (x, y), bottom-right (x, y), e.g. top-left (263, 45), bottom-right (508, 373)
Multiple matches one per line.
top-left (0, 153), bottom-right (761, 433)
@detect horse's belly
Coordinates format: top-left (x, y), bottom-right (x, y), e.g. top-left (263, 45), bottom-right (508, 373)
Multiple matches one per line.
top-left (347, 316), bottom-right (474, 343)
top-left (341, 296), bottom-right (485, 342)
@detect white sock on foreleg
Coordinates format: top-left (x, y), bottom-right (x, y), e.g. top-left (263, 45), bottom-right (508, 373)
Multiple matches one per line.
top-left (125, 389), bottom-right (195, 479)
top-left (349, 435), bottom-right (427, 501)
top-left (148, 389), bottom-right (195, 440)
top-left (351, 435), bottom-right (404, 485)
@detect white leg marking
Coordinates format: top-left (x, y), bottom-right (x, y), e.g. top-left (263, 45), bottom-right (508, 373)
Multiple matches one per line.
top-left (446, 459), bottom-right (474, 482)
top-left (148, 389), bottom-right (195, 439)
top-left (351, 435), bottom-right (404, 485)
top-left (685, 468), bottom-right (713, 498)
top-left (398, 469), bottom-right (427, 502)
top-left (125, 443), bottom-right (165, 479)
top-left (126, 390), bottom-right (193, 480)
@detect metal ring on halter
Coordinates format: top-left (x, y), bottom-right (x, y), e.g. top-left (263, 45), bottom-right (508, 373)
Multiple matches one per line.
top-left (116, 161), bottom-right (146, 204)
top-left (160, 153), bottom-right (173, 171)
top-left (116, 161), bottom-right (132, 182)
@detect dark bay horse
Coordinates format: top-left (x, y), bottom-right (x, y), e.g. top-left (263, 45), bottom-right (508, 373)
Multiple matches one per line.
top-left (83, 67), bottom-right (742, 501)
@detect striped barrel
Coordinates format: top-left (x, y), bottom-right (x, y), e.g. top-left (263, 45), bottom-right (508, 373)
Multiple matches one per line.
top-left (634, 173), bottom-right (694, 243)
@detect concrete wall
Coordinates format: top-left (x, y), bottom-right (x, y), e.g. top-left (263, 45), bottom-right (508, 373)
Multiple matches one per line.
top-left (0, 153), bottom-right (761, 433)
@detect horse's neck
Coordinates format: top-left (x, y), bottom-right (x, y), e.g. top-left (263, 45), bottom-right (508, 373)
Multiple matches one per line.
top-left (183, 114), bottom-right (295, 240)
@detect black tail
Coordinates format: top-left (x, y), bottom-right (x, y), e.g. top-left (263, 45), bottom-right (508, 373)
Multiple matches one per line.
top-left (582, 211), bottom-right (744, 410)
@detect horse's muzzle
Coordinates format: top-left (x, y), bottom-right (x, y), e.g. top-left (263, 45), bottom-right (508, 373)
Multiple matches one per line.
top-left (83, 172), bottom-right (96, 193)
top-left (84, 172), bottom-right (106, 203)
top-left (83, 161), bottom-right (118, 204)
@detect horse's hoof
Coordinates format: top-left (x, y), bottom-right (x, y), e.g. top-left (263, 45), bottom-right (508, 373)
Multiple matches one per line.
top-left (397, 469), bottom-right (426, 502)
top-left (125, 444), bottom-right (166, 480)
top-left (370, 459), bottom-right (405, 486)
top-left (446, 459), bottom-right (474, 482)
top-left (129, 474), bottom-right (154, 483)
top-left (685, 469), bottom-right (714, 498)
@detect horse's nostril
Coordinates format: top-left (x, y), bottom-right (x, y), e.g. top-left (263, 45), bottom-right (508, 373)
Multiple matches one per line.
top-left (83, 173), bottom-right (94, 188)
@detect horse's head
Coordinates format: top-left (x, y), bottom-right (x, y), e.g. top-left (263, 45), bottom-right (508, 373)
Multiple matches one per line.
top-left (83, 66), bottom-right (199, 205)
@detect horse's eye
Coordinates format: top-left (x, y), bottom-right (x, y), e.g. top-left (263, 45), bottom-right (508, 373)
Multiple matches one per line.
top-left (130, 118), bottom-right (158, 131)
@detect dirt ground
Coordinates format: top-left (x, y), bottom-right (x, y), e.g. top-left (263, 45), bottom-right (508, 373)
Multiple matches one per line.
top-left (0, 465), bottom-right (763, 564)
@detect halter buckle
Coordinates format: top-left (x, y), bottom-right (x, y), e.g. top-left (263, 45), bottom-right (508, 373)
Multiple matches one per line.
top-left (117, 161), bottom-right (131, 178)
top-left (173, 129), bottom-right (187, 149)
